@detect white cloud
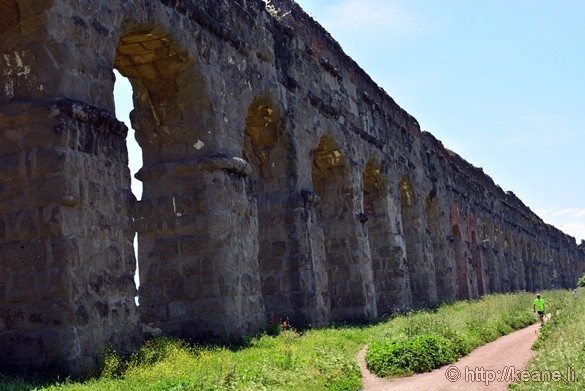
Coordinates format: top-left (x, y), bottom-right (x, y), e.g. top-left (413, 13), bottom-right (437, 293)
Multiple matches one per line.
top-left (559, 221), bottom-right (585, 243)
top-left (536, 208), bottom-right (585, 242)
top-left (552, 208), bottom-right (585, 218)
top-left (577, 209), bottom-right (585, 218)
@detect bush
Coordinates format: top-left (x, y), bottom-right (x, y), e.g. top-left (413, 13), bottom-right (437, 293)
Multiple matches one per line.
top-left (365, 333), bottom-right (459, 376)
top-left (128, 337), bottom-right (193, 367)
top-left (100, 347), bottom-right (125, 378)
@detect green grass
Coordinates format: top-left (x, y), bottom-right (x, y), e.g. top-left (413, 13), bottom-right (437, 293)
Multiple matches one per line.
top-left (0, 291), bottom-right (575, 391)
top-left (510, 288), bottom-right (585, 390)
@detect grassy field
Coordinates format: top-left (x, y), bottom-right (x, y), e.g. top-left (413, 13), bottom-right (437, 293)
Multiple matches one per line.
top-left (510, 288), bottom-right (585, 390)
top-left (0, 290), bottom-right (579, 391)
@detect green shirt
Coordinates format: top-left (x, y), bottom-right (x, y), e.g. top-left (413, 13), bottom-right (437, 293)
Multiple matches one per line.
top-left (534, 298), bottom-right (545, 312)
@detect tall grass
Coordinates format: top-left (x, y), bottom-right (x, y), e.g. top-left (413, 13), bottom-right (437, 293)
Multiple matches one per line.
top-left (511, 288), bottom-right (585, 390)
top-left (0, 291), bottom-right (568, 391)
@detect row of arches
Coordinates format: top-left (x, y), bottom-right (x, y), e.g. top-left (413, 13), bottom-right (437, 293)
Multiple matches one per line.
top-left (239, 95), bottom-right (573, 326)
top-left (110, 25), bottom-right (575, 334)
top-left (241, 96), bottom-right (455, 323)
top-left (108, 17), bottom-right (481, 330)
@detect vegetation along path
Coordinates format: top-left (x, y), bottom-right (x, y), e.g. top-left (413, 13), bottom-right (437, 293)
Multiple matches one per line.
top-left (358, 322), bottom-right (541, 390)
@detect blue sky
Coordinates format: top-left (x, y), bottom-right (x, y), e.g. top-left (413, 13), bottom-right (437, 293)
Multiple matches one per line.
top-left (115, 0), bottom-right (584, 243)
top-left (292, 0), bottom-right (585, 243)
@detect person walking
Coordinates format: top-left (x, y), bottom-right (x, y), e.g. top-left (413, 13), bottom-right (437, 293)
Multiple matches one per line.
top-left (533, 293), bottom-right (545, 325)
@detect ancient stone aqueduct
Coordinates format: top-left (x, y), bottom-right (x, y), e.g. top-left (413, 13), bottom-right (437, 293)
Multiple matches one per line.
top-left (1, 0), bottom-right (584, 375)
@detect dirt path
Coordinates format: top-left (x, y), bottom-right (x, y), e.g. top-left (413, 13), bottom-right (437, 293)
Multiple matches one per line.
top-left (357, 322), bottom-right (542, 390)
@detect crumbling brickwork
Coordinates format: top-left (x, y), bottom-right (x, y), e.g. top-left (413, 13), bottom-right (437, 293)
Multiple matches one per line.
top-left (1, 0), bottom-right (584, 376)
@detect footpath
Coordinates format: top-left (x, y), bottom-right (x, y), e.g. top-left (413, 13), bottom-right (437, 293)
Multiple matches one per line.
top-left (357, 322), bottom-right (541, 390)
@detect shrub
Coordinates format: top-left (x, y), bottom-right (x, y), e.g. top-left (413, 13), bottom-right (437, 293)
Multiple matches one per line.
top-left (100, 347), bottom-right (125, 378)
top-left (263, 0), bottom-right (291, 21)
top-left (365, 333), bottom-right (459, 376)
top-left (128, 336), bottom-right (194, 367)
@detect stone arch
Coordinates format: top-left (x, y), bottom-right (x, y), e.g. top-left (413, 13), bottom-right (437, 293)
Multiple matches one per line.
top-left (115, 30), bottom-right (201, 167)
top-left (401, 176), bottom-right (435, 306)
top-left (242, 95), bottom-right (298, 321)
top-left (312, 135), bottom-right (375, 321)
top-left (114, 29), bottom-right (195, 332)
top-left (114, 27), bottom-right (265, 341)
top-left (426, 190), bottom-right (455, 301)
top-left (532, 245), bottom-right (541, 291)
top-left (451, 204), bottom-right (470, 299)
top-left (468, 212), bottom-right (484, 297)
top-left (504, 233), bottom-right (516, 290)
top-left (494, 224), bottom-right (509, 292)
top-left (518, 239), bottom-right (528, 291)
top-left (363, 158), bottom-right (384, 219)
top-left (525, 242), bottom-right (536, 291)
top-left (243, 97), bottom-right (282, 175)
top-left (470, 229), bottom-right (483, 297)
top-left (364, 158), bottom-right (408, 313)
top-left (452, 224), bottom-right (469, 299)
top-left (481, 219), bottom-right (497, 293)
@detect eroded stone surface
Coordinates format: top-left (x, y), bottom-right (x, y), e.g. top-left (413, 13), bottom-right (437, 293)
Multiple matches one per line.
top-left (1, 0), bottom-right (584, 376)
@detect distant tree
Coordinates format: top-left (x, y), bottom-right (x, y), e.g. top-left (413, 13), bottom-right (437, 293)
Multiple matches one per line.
top-left (577, 273), bottom-right (585, 288)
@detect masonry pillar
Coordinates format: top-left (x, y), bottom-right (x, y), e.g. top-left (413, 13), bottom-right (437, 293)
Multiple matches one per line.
top-left (274, 190), bottom-right (332, 326)
top-left (135, 155), bottom-right (265, 341)
top-left (0, 99), bottom-right (141, 375)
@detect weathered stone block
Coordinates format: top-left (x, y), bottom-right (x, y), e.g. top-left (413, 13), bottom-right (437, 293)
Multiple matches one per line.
top-left (183, 276), bottom-right (202, 299)
top-left (27, 174), bottom-right (80, 208)
top-left (4, 209), bottom-right (38, 242)
top-left (26, 147), bottom-right (68, 179)
top-left (5, 273), bottom-right (36, 303)
top-left (36, 268), bottom-right (68, 301)
top-left (139, 303), bottom-right (169, 323)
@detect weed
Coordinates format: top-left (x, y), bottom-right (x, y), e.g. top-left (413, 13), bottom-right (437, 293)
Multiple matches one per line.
top-left (366, 333), bottom-right (459, 376)
top-left (99, 347), bottom-right (125, 379)
top-left (263, 0), bottom-right (291, 21)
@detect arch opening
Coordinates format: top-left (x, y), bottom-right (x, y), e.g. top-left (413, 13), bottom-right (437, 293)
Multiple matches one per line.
top-left (401, 177), bottom-right (435, 305)
top-left (426, 192), bottom-right (454, 301)
top-left (452, 224), bottom-right (470, 299)
top-left (113, 29), bottom-right (219, 338)
top-left (470, 230), bottom-right (484, 296)
top-left (364, 159), bottom-right (405, 313)
top-left (113, 70), bottom-right (142, 297)
top-left (242, 97), bottom-right (294, 320)
top-left (312, 135), bottom-right (373, 321)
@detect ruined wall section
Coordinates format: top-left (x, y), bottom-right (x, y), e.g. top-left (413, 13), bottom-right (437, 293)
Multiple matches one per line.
top-left (176, 0), bottom-right (585, 313)
top-left (267, 0), bottom-right (585, 302)
top-left (420, 131), bottom-right (585, 293)
top-left (0, 98), bottom-right (141, 374)
top-left (0, 0), bottom-right (146, 375)
top-left (110, 0), bottom-right (272, 341)
top-left (2, 0), bottom-right (585, 376)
